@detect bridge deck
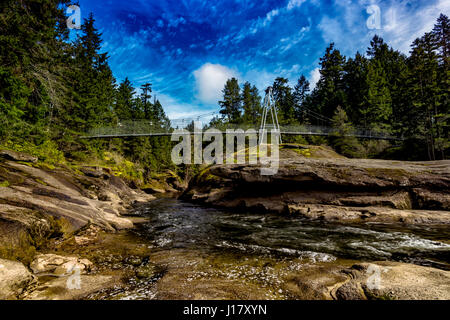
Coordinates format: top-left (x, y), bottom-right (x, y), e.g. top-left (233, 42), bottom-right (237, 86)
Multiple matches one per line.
top-left (80, 130), bottom-right (404, 141)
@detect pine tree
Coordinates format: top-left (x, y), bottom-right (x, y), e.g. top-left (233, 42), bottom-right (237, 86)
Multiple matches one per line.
top-left (330, 106), bottom-right (362, 157)
top-left (241, 82), bottom-right (262, 124)
top-left (293, 75), bottom-right (310, 122)
top-left (115, 78), bottom-right (135, 120)
top-left (431, 14), bottom-right (450, 158)
top-left (272, 77), bottom-right (295, 124)
top-left (0, 0), bottom-right (71, 141)
top-left (219, 78), bottom-right (241, 122)
top-left (363, 59), bottom-right (392, 129)
top-left (366, 35), bottom-right (408, 130)
top-left (140, 83), bottom-right (153, 120)
top-left (407, 33), bottom-right (441, 160)
top-left (70, 13), bottom-right (116, 131)
top-left (152, 99), bottom-right (170, 129)
top-left (343, 52), bottom-right (368, 124)
top-left (315, 43), bottom-right (347, 120)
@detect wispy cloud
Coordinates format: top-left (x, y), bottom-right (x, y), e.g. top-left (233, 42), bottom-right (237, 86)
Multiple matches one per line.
top-left (77, 0), bottom-right (447, 117)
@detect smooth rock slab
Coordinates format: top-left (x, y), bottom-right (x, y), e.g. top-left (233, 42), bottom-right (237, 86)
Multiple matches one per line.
top-left (24, 275), bottom-right (116, 300)
top-left (334, 262), bottom-right (450, 300)
top-left (0, 258), bottom-right (36, 299)
top-left (0, 150), bottom-right (38, 163)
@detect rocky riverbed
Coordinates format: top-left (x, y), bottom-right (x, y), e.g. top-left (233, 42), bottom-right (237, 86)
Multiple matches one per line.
top-left (182, 147), bottom-right (450, 225)
top-left (0, 147), bottom-right (449, 300)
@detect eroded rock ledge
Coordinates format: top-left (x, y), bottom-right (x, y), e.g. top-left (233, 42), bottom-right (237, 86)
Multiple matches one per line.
top-left (182, 157), bottom-right (450, 224)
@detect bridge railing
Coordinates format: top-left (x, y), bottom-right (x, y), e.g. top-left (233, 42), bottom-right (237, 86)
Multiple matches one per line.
top-left (82, 121), bottom-right (403, 141)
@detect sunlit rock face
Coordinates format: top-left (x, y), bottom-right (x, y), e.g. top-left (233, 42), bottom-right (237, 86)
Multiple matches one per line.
top-left (183, 149), bottom-right (450, 224)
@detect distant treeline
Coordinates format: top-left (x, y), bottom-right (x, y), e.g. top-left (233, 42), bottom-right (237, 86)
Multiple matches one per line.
top-left (0, 1), bottom-right (174, 176)
top-left (216, 14), bottom-right (449, 160)
top-left (0, 1), bottom-right (448, 163)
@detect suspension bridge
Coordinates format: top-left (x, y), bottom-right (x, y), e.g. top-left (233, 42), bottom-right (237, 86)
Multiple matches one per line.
top-left (80, 87), bottom-right (404, 141)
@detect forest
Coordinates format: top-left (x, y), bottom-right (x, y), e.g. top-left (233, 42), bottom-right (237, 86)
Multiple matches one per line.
top-left (0, 1), bottom-right (448, 186)
top-left (215, 15), bottom-right (449, 160)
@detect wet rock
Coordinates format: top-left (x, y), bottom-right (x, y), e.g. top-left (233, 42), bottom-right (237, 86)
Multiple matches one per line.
top-left (286, 204), bottom-right (450, 224)
top-left (135, 263), bottom-right (160, 279)
top-left (142, 186), bottom-right (166, 194)
top-left (125, 256), bottom-right (143, 267)
top-left (0, 258), bottom-right (36, 299)
top-left (30, 254), bottom-right (92, 275)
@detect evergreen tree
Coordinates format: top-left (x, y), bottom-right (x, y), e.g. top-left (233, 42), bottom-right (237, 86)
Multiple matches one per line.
top-left (0, 0), bottom-right (70, 141)
top-left (343, 52), bottom-right (368, 124)
top-left (293, 75), bottom-right (310, 122)
top-left (431, 14), bottom-right (450, 158)
top-left (70, 13), bottom-right (116, 131)
top-left (363, 59), bottom-right (392, 129)
top-left (152, 99), bottom-right (170, 129)
top-left (314, 43), bottom-right (347, 120)
top-left (115, 78), bottom-right (135, 120)
top-left (241, 82), bottom-right (262, 124)
top-left (219, 78), bottom-right (241, 122)
top-left (329, 106), bottom-right (362, 157)
top-left (272, 77), bottom-right (295, 124)
top-left (366, 35), bottom-right (408, 129)
top-left (407, 33), bottom-right (442, 160)
top-left (140, 83), bottom-right (153, 120)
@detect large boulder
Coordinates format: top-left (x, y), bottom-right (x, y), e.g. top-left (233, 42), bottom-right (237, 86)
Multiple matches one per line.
top-left (0, 258), bottom-right (36, 299)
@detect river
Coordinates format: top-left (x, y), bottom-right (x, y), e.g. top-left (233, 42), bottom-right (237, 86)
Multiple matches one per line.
top-left (89, 198), bottom-right (450, 300)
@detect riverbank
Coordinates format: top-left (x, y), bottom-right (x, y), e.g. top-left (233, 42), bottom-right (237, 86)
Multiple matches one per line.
top-left (0, 149), bottom-right (174, 299)
top-left (182, 146), bottom-right (450, 225)
top-left (1, 147), bottom-right (450, 300)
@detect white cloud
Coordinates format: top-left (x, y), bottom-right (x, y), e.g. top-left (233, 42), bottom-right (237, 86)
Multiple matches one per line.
top-left (155, 92), bottom-right (217, 120)
top-left (287, 0), bottom-right (306, 10)
top-left (379, 0), bottom-right (450, 54)
top-left (317, 0), bottom-right (450, 55)
top-left (193, 63), bottom-right (237, 104)
top-left (309, 67), bottom-right (321, 88)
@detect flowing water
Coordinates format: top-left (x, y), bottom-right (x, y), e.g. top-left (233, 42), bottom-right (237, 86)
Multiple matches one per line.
top-left (137, 198), bottom-right (450, 268)
top-left (91, 198), bottom-right (450, 299)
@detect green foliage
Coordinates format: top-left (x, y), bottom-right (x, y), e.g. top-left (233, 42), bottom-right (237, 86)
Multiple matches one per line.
top-left (0, 1), bottom-right (448, 168)
top-left (219, 78), bottom-right (242, 122)
top-left (0, 180), bottom-right (10, 187)
top-left (313, 43), bottom-right (347, 119)
top-left (2, 140), bottom-right (65, 165)
top-left (329, 106), bottom-right (363, 158)
top-left (272, 77), bottom-right (296, 124)
top-left (293, 75), bottom-right (310, 122)
top-left (241, 82), bottom-right (262, 124)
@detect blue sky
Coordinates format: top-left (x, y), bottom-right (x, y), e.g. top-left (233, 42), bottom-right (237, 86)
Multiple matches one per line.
top-left (73, 0), bottom-right (448, 119)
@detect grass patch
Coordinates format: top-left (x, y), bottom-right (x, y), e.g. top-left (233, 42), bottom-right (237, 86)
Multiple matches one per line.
top-left (0, 180), bottom-right (10, 187)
